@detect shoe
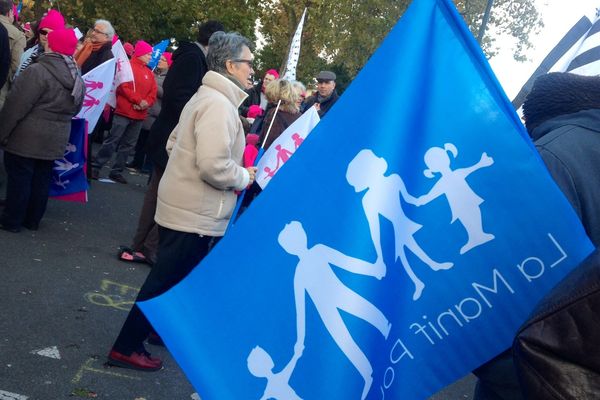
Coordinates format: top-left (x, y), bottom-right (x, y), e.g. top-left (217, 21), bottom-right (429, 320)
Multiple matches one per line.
top-left (147, 332), bottom-right (165, 347)
top-left (117, 246), bottom-right (148, 264)
top-left (91, 169), bottom-right (100, 180)
top-left (109, 173), bottom-right (128, 184)
top-left (0, 223), bottom-right (20, 233)
top-left (107, 349), bottom-right (162, 371)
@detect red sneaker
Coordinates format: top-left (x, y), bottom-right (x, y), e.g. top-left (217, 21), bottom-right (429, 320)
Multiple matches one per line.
top-left (107, 349), bottom-right (163, 371)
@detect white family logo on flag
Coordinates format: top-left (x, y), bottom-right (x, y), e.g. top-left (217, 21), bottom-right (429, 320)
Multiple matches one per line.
top-left (53, 143), bottom-right (80, 189)
top-left (248, 144), bottom-right (495, 400)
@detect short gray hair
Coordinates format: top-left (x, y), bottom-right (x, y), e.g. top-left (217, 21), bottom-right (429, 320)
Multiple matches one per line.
top-left (94, 19), bottom-right (115, 40)
top-left (207, 31), bottom-right (254, 74)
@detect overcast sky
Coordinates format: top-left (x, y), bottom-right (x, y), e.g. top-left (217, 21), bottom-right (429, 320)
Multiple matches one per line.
top-left (489, 0), bottom-right (599, 99)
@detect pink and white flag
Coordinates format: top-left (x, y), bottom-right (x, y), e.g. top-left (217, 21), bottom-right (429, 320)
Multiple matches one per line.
top-left (256, 106), bottom-right (320, 189)
top-left (75, 58), bottom-right (116, 133)
top-left (106, 40), bottom-right (134, 108)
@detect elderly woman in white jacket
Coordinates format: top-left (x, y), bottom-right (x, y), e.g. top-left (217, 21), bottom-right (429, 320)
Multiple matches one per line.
top-left (107, 31), bottom-right (257, 371)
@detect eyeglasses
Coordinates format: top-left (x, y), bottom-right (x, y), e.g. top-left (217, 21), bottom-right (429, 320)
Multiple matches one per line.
top-left (317, 79), bottom-right (332, 84)
top-left (91, 27), bottom-right (108, 36)
top-left (39, 29), bottom-right (50, 36)
top-left (232, 59), bottom-right (254, 69)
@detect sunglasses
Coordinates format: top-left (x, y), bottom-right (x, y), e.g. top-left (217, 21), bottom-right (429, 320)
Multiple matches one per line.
top-left (39, 29), bottom-right (50, 36)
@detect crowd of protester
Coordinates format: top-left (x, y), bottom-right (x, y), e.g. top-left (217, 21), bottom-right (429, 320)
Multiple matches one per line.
top-left (0, 0), bottom-right (598, 398)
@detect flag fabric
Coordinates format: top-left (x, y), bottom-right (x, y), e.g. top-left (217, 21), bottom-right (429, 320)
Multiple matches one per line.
top-left (106, 40), bottom-right (134, 108)
top-left (256, 106), bottom-right (320, 188)
top-left (282, 8), bottom-right (307, 81)
top-left (49, 119), bottom-right (88, 203)
top-left (76, 58), bottom-right (116, 133)
top-left (512, 13), bottom-right (600, 109)
top-left (147, 39), bottom-right (169, 71)
top-left (139, 0), bottom-right (594, 399)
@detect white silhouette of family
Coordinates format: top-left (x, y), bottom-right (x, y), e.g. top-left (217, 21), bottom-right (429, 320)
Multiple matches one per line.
top-left (248, 144), bottom-right (495, 400)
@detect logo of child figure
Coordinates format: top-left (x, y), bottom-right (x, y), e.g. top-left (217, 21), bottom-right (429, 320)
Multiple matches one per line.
top-left (247, 144), bottom-right (495, 399)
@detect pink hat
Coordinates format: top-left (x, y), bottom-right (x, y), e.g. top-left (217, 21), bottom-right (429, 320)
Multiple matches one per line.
top-left (247, 105), bottom-right (263, 119)
top-left (38, 10), bottom-right (66, 31)
top-left (123, 42), bottom-right (134, 57)
top-left (163, 52), bottom-right (173, 66)
top-left (265, 69), bottom-right (279, 79)
top-left (48, 29), bottom-right (78, 56)
top-left (133, 40), bottom-right (153, 57)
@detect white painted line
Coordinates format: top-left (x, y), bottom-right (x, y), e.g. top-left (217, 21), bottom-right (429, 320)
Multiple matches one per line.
top-left (0, 390), bottom-right (28, 400)
top-left (31, 346), bottom-right (61, 360)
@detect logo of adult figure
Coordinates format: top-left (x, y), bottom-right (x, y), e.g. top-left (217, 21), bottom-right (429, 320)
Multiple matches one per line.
top-left (346, 150), bottom-right (453, 301)
top-left (416, 143), bottom-right (495, 254)
top-left (247, 221), bottom-right (391, 400)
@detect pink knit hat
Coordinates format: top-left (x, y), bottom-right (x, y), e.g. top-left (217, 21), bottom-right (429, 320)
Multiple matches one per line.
top-left (48, 29), bottom-right (78, 56)
top-left (265, 69), bottom-right (279, 79)
top-left (123, 42), bottom-right (134, 57)
top-left (133, 40), bottom-right (153, 57)
top-left (163, 52), bottom-right (173, 66)
top-left (38, 10), bottom-right (66, 31)
top-left (247, 105), bottom-right (263, 119)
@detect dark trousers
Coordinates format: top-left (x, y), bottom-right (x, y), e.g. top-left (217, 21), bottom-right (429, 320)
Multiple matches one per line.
top-left (1, 152), bottom-right (54, 229)
top-left (131, 166), bottom-right (163, 262)
top-left (92, 115), bottom-right (142, 176)
top-left (130, 128), bottom-right (152, 170)
top-left (112, 226), bottom-right (219, 354)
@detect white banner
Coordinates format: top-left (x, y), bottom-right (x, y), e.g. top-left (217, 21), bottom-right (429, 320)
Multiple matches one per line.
top-left (256, 106), bottom-right (320, 188)
top-left (282, 8), bottom-right (307, 81)
top-left (106, 40), bottom-right (134, 108)
top-left (75, 58), bottom-right (116, 133)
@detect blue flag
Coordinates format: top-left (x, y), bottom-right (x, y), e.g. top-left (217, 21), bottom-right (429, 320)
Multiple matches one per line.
top-left (147, 39), bottom-right (169, 70)
top-left (49, 118), bottom-right (88, 202)
top-left (139, 0), bottom-right (594, 399)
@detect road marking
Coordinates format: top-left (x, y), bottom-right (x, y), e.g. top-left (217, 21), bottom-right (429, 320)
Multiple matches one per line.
top-left (0, 390), bottom-right (28, 400)
top-left (31, 346), bottom-right (61, 360)
top-left (84, 280), bottom-right (140, 311)
top-left (72, 358), bottom-right (141, 384)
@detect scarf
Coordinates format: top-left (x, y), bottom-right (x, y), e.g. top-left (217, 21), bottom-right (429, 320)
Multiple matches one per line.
top-left (74, 40), bottom-right (106, 68)
top-left (62, 55), bottom-right (85, 104)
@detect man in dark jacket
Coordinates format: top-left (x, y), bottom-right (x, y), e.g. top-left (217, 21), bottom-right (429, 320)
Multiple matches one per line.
top-left (75, 19), bottom-right (115, 75)
top-left (120, 21), bottom-right (223, 264)
top-left (0, 22), bottom-right (9, 90)
top-left (473, 72), bottom-right (600, 399)
top-left (239, 68), bottom-right (278, 117)
top-left (301, 70), bottom-right (339, 118)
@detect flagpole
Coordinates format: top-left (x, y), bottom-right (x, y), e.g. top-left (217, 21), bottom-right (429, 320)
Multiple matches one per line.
top-left (224, 100), bottom-right (283, 234)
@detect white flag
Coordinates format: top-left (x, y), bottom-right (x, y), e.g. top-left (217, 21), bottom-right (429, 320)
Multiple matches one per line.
top-left (106, 40), bottom-right (134, 108)
top-left (282, 8), bottom-right (307, 81)
top-left (75, 58), bottom-right (116, 133)
top-left (256, 106), bottom-right (320, 189)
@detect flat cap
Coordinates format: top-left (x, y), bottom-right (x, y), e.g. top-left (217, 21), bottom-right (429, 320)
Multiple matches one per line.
top-left (316, 70), bottom-right (336, 81)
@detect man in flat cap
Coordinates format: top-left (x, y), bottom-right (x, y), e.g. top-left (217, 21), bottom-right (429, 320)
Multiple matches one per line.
top-left (302, 70), bottom-right (339, 118)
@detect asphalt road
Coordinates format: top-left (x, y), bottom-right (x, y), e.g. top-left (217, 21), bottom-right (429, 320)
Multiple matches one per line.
top-left (0, 166), bottom-right (475, 400)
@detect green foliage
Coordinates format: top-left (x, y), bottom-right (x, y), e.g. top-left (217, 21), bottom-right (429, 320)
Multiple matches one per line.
top-left (21, 0), bottom-right (541, 88)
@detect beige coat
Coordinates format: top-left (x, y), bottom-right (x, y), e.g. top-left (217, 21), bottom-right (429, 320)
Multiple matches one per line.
top-left (155, 71), bottom-right (249, 236)
top-left (0, 14), bottom-right (25, 106)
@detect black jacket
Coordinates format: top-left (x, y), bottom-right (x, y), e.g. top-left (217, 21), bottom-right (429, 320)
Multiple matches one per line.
top-left (0, 23), bottom-right (9, 91)
top-left (302, 90), bottom-right (339, 118)
top-left (81, 41), bottom-right (114, 75)
top-left (239, 81), bottom-right (261, 117)
top-left (146, 41), bottom-right (208, 170)
top-left (523, 73), bottom-right (600, 247)
top-left (513, 248), bottom-right (600, 399)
